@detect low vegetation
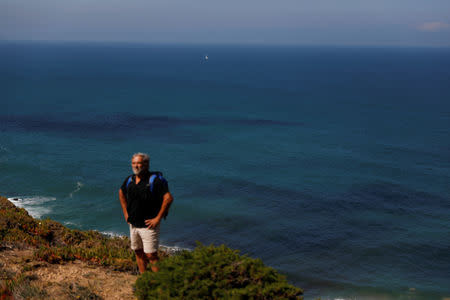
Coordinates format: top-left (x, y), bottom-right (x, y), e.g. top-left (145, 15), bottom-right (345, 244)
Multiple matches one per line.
top-left (0, 196), bottom-right (136, 271)
top-left (1, 196), bottom-right (303, 299)
top-left (135, 243), bottom-right (303, 300)
top-left (0, 263), bottom-right (48, 300)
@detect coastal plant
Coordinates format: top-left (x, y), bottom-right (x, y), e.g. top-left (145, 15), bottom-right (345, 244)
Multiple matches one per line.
top-left (134, 243), bottom-right (303, 300)
top-left (0, 264), bottom-right (47, 300)
top-left (0, 198), bottom-right (54, 247)
top-left (33, 241), bottom-right (136, 271)
top-left (1, 196), bottom-right (135, 271)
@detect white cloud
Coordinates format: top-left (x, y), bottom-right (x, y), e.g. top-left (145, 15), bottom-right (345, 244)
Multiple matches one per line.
top-left (417, 22), bottom-right (450, 32)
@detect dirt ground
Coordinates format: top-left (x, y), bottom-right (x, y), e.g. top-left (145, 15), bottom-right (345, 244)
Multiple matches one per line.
top-left (1, 248), bottom-right (137, 299)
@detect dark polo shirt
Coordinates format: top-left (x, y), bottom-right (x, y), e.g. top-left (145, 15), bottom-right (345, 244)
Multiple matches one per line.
top-left (121, 171), bottom-right (169, 228)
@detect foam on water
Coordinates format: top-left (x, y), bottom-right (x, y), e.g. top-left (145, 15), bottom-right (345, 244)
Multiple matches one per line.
top-left (63, 221), bottom-right (81, 227)
top-left (100, 231), bottom-right (126, 238)
top-left (159, 244), bottom-right (191, 255)
top-left (69, 181), bottom-right (84, 198)
top-left (7, 196), bottom-right (56, 219)
top-left (100, 231), bottom-right (190, 254)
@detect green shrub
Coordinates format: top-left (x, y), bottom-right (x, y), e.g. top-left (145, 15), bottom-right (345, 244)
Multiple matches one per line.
top-left (134, 243), bottom-right (303, 300)
top-left (0, 196), bottom-right (135, 271)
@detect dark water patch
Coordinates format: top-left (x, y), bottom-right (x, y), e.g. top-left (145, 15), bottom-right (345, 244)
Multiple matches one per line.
top-left (182, 176), bottom-right (373, 247)
top-left (181, 177), bottom-right (450, 292)
top-left (180, 177), bottom-right (355, 250)
top-left (169, 194), bottom-right (305, 256)
top-left (291, 272), bottom-right (447, 300)
top-left (185, 175), bottom-right (316, 207)
top-left (336, 181), bottom-right (450, 215)
top-left (382, 144), bottom-right (450, 159)
top-left (0, 113), bottom-right (301, 139)
top-left (0, 113), bottom-right (209, 143)
top-left (231, 118), bottom-right (303, 127)
top-left (329, 181), bottom-right (450, 249)
top-left (0, 113), bottom-right (202, 131)
top-left (182, 176), bottom-right (349, 238)
top-left (166, 217), bottom-right (262, 252)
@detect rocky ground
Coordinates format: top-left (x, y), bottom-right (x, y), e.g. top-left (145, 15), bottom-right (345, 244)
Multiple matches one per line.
top-left (1, 246), bottom-right (137, 299)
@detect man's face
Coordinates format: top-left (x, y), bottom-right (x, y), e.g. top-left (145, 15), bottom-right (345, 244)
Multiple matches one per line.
top-left (131, 156), bottom-right (147, 175)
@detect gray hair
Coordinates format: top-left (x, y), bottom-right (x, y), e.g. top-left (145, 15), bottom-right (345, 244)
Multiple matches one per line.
top-left (132, 152), bottom-right (150, 167)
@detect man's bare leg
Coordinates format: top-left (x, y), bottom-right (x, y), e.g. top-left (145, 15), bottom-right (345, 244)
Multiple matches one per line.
top-left (135, 249), bottom-right (148, 273)
top-left (146, 252), bottom-right (159, 272)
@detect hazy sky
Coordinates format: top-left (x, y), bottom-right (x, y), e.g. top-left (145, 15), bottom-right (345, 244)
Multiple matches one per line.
top-left (1, 0), bottom-right (449, 46)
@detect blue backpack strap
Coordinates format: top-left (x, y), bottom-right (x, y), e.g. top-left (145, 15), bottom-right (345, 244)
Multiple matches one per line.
top-left (125, 175), bottom-right (133, 189)
top-left (149, 174), bottom-right (157, 193)
top-left (149, 172), bottom-right (169, 219)
top-left (149, 173), bottom-right (167, 193)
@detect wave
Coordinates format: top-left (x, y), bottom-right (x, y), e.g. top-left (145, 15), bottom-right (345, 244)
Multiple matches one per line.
top-left (69, 181), bottom-right (84, 198)
top-left (100, 231), bottom-right (127, 238)
top-left (63, 221), bottom-right (80, 227)
top-left (159, 244), bottom-right (191, 255)
top-left (100, 231), bottom-right (190, 254)
top-left (7, 195), bottom-right (56, 219)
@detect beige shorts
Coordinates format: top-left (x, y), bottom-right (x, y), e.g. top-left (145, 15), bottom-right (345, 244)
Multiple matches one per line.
top-left (129, 224), bottom-right (160, 254)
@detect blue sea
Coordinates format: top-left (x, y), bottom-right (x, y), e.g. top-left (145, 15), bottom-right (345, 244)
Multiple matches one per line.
top-left (1, 41), bottom-right (449, 299)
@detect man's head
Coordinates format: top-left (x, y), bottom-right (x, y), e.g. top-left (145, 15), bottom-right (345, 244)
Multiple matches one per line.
top-left (131, 153), bottom-right (150, 175)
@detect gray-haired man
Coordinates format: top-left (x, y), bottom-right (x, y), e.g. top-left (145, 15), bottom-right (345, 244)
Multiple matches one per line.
top-left (119, 153), bottom-right (173, 273)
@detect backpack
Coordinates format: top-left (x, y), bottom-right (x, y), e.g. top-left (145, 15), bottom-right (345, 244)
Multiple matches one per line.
top-left (125, 172), bottom-right (170, 219)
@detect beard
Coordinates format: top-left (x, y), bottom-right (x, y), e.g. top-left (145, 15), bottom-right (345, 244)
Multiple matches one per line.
top-left (132, 166), bottom-right (145, 175)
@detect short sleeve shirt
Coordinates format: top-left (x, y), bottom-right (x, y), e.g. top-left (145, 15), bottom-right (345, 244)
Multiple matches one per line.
top-left (121, 171), bottom-right (169, 227)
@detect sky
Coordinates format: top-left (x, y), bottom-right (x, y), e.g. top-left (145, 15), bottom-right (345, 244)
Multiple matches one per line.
top-left (1, 0), bottom-right (450, 47)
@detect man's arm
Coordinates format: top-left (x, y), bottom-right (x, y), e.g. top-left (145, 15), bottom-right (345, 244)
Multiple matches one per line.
top-left (119, 189), bottom-right (129, 223)
top-left (145, 192), bottom-right (174, 229)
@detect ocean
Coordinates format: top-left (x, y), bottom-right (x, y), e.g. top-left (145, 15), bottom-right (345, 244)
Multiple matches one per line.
top-left (1, 41), bottom-right (449, 299)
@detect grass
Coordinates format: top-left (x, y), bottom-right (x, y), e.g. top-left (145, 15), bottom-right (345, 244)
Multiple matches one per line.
top-left (0, 262), bottom-right (48, 300)
top-left (0, 196), bottom-right (136, 271)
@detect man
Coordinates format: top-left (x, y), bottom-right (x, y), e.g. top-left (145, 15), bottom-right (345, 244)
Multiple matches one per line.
top-left (119, 153), bottom-right (173, 273)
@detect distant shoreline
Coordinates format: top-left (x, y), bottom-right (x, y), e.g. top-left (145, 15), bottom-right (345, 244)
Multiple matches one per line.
top-left (2, 39), bottom-right (450, 50)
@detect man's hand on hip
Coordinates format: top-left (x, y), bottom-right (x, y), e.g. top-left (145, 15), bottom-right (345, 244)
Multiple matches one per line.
top-left (145, 217), bottom-right (161, 229)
